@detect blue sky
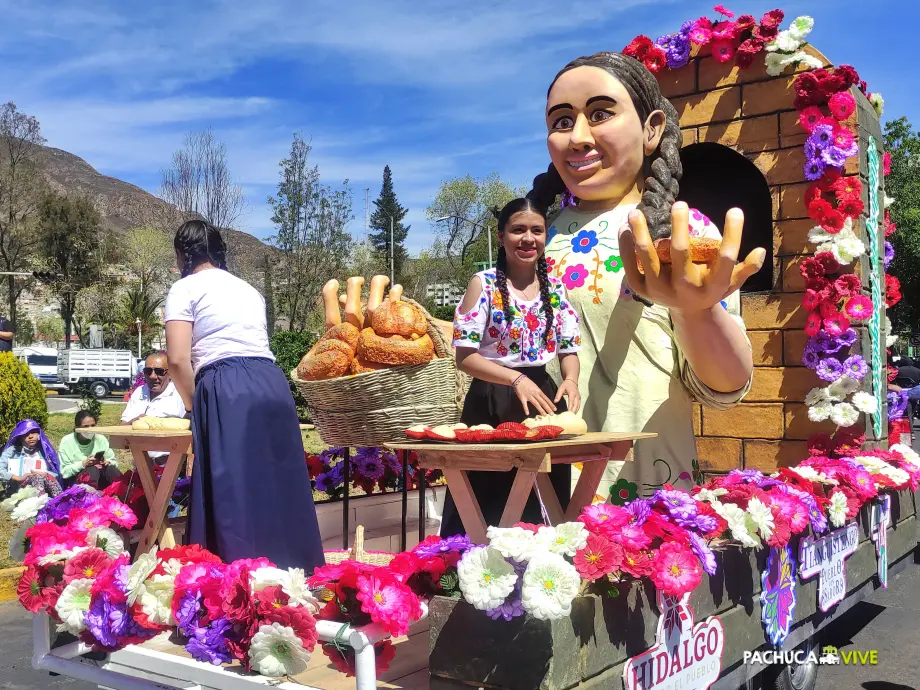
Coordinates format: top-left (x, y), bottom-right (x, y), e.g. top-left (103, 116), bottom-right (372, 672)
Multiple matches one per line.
top-left (1, 0), bottom-right (916, 254)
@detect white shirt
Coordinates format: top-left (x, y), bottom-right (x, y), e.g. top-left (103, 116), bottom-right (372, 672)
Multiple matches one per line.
top-left (0, 447), bottom-right (47, 481)
top-left (164, 268), bottom-right (274, 374)
top-left (121, 382), bottom-right (188, 423)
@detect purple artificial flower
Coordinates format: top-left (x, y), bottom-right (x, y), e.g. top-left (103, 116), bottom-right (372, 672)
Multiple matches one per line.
top-left (803, 139), bottom-right (819, 161)
top-left (354, 448), bottom-right (386, 481)
top-left (816, 357), bottom-right (844, 382)
top-left (666, 34), bottom-right (691, 68)
top-left (691, 513), bottom-right (720, 534)
top-left (680, 20), bottom-right (695, 34)
top-left (36, 485), bottom-right (100, 523)
top-left (175, 589), bottom-right (202, 637)
top-left (884, 242), bottom-right (894, 269)
top-left (780, 484), bottom-right (827, 534)
top-left (186, 617), bottom-right (233, 665)
top-left (732, 469), bottom-right (765, 484)
top-left (842, 354), bottom-right (868, 381)
top-left (381, 450), bottom-right (401, 474)
top-left (315, 469), bottom-right (342, 494)
top-left (809, 124), bottom-right (834, 150)
top-left (838, 328), bottom-right (859, 348)
top-left (86, 594), bottom-right (151, 649)
top-left (413, 534), bottom-right (472, 557)
top-left (487, 596), bottom-right (526, 621)
top-left (560, 190), bottom-right (577, 209)
top-left (811, 331), bottom-right (834, 353)
top-left (653, 489), bottom-right (697, 521)
top-left (802, 344), bottom-right (822, 369)
top-left (821, 146), bottom-right (849, 169)
top-left (626, 498), bottom-right (652, 526)
top-left (689, 532), bottom-right (718, 576)
top-left (804, 157), bottom-right (826, 181)
top-left (888, 390), bottom-right (909, 420)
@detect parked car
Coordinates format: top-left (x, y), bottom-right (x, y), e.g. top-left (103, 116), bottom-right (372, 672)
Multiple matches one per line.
top-left (14, 347), bottom-right (65, 390)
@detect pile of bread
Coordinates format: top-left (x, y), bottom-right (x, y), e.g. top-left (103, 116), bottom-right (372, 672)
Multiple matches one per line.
top-left (404, 411), bottom-right (586, 443)
top-left (131, 416), bottom-right (191, 431)
top-left (296, 275), bottom-right (437, 381)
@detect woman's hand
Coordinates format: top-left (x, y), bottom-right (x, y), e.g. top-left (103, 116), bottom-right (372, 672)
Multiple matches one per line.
top-left (619, 202), bottom-right (766, 313)
top-left (83, 457), bottom-right (94, 468)
top-left (513, 375), bottom-right (557, 416)
top-left (555, 379), bottom-right (581, 413)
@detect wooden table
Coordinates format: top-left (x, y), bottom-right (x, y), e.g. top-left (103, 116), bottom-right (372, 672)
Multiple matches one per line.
top-left (84, 426), bottom-right (192, 554)
top-left (386, 432), bottom-right (655, 544)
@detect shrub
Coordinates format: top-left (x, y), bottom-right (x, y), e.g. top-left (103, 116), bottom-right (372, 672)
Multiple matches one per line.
top-left (0, 352), bottom-right (48, 443)
top-left (80, 392), bottom-right (102, 421)
top-left (432, 305), bottom-right (455, 322)
top-left (269, 330), bottom-right (318, 422)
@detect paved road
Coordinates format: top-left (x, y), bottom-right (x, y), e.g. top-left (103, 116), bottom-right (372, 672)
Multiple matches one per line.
top-left (46, 395), bottom-right (124, 414)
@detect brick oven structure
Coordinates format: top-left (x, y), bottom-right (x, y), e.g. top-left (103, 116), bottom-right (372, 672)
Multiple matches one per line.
top-left (656, 47), bottom-right (888, 473)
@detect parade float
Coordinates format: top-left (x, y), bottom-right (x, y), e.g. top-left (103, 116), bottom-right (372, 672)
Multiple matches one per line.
top-left (6, 6), bottom-right (919, 690)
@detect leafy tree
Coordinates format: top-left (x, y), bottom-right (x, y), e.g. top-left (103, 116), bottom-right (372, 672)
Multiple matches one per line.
top-left (368, 166), bottom-right (409, 282)
top-left (13, 309), bottom-right (33, 345)
top-left (0, 102), bottom-right (46, 328)
top-left (36, 193), bottom-right (105, 348)
top-left (0, 352), bottom-right (47, 444)
top-left (269, 330), bottom-right (317, 421)
top-left (268, 133), bottom-right (353, 331)
top-left (885, 117), bottom-right (920, 335)
top-left (263, 254), bottom-right (275, 338)
top-left (122, 284), bottom-right (164, 355)
top-left (121, 227), bottom-right (177, 294)
top-left (35, 314), bottom-right (64, 345)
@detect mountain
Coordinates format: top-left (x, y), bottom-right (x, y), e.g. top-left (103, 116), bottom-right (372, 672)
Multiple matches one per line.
top-left (32, 144), bottom-right (272, 273)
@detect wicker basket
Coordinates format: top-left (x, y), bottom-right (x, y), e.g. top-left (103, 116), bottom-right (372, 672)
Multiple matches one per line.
top-left (292, 299), bottom-right (469, 447)
top-left (323, 525), bottom-right (396, 566)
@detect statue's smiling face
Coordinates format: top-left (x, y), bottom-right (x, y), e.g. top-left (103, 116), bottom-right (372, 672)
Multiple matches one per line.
top-left (545, 66), bottom-right (655, 205)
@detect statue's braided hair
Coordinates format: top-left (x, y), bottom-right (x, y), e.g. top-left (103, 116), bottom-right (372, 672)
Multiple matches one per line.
top-left (526, 52), bottom-right (682, 241)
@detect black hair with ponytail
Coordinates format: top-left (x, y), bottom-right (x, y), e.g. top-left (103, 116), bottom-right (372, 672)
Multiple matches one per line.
top-left (492, 198), bottom-right (555, 344)
top-left (526, 52), bottom-right (682, 241)
top-left (173, 220), bottom-right (228, 278)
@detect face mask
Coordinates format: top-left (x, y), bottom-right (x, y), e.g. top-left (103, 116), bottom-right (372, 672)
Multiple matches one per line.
top-left (76, 432), bottom-right (92, 443)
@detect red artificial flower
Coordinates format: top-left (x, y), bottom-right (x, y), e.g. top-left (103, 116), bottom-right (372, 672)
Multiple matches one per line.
top-left (696, 501), bottom-right (728, 538)
top-left (711, 37), bottom-right (736, 63)
top-left (832, 176), bottom-right (862, 202)
top-left (18, 566), bottom-right (49, 613)
top-left (805, 311), bottom-right (822, 337)
top-left (221, 566), bottom-right (256, 628)
top-left (806, 277), bottom-right (830, 292)
top-left (760, 9), bottom-right (785, 30)
top-left (158, 544), bottom-right (222, 566)
top-left (714, 4), bottom-right (734, 18)
top-left (815, 167), bottom-right (843, 192)
top-left (802, 289), bottom-right (824, 311)
top-left (689, 17), bottom-right (714, 44)
top-left (620, 549), bottom-right (655, 578)
top-left (799, 106), bottom-right (825, 133)
top-left (828, 92), bottom-right (856, 121)
top-left (799, 256), bottom-right (825, 282)
top-left (734, 38), bottom-right (762, 67)
top-left (820, 209), bottom-right (845, 234)
top-left (884, 152), bottom-right (892, 176)
top-left (807, 197), bottom-right (832, 222)
top-left (818, 74), bottom-right (847, 99)
top-left (511, 522), bottom-right (542, 533)
top-left (643, 46), bottom-right (668, 73)
top-left (623, 35), bottom-right (654, 59)
top-left (808, 432), bottom-right (834, 456)
top-left (834, 274), bottom-right (861, 297)
top-left (838, 198), bottom-right (864, 219)
top-left (63, 548), bottom-right (112, 584)
top-left (815, 251), bottom-right (841, 275)
top-left (262, 605), bottom-right (319, 653)
top-left (253, 584), bottom-right (290, 616)
top-left (885, 219), bottom-right (897, 237)
top-left (835, 65), bottom-right (860, 89)
top-left (574, 533), bottom-right (624, 581)
top-left (306, 454), bottom-right (324, 478)
top-left (765, 509), bottom-right (792, 548)
top-left (735, 14), bottom-right (756, 31)
top-left (888, 365), bottom-right (899, 383)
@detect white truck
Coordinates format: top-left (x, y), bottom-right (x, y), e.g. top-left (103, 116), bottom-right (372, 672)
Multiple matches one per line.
top-left (14, 346), bottom-right (64, 389)
top-left (57, 349), bottom-right (137, 398)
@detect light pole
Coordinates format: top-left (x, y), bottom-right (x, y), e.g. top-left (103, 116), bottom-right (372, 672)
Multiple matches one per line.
top-left (135, 318), bottom-right (141, 359)
top-left (435, 215), bottom-right (493, 268)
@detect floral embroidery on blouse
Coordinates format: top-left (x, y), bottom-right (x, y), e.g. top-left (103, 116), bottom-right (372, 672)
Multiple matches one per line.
top-left (452, 270), bottom-right (581, 367)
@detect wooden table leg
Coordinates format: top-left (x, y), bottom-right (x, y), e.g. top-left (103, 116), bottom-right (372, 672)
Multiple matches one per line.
top-left (137, 443), bottom-right (186, 554)
top-left (564, 460), bottom-right (610, 522)
top-left (535, 473), bottom-right (566, 525)
top-left (442, 470), bottom-right (488, 545)
top-left (129, 446), bottom-right (158, 510)
top-left (498, 470), bottom-right (537, 527)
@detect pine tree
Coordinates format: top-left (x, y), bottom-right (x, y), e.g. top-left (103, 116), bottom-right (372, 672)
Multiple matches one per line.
top-left (368, 166), bottom-right (409, 282)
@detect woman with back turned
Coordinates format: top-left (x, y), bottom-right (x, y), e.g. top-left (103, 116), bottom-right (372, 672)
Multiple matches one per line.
top-left (164, 220), bottom-right (323, 569)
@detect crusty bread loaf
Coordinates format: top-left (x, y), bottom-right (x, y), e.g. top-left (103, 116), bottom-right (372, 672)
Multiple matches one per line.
top-left (369, 299), bottom-right (428, 338)
top-left (297, 339), bottom-right (354, 380)
top-left (653, 237), bottom-right (721, 264)
top-left (357, 328), bottom-right (434, 366)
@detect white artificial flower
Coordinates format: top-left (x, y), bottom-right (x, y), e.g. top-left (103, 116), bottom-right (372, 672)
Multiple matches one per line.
top-left (280, 569), bottom-right (320, 613)
top-left (55, 578), bottom-right (94, 635)
top-left (884, 195), bottom-right (895, 209)
top-left (248, 623), bottom-right (311, 677)
top-left (11, 495), bottom-right (49, 522)
top-left (746, 497), bottom-right (775, 540)
top-left (87, 527), bottom-right (125, 559)
top-left (250, 567), bottom-right (287, 593)
top-left (831, 402), bottom-right (860, 427)
top-left (521, 552), bottom-right (581, 621)
top-left (789, 466), bottom-right (836, 486)
top-left (138, 574), bottom-right (176, 626)
top-left (126, 547), bottom-right (159, 606)
top-left (789, 16), bottom-right (815, 40)
top-left (765, 52), bottom-right (790, 76)
top-left (773, 31), bottom-right (802, 53)
top-left (879, 465), bottom-right (910, 487)
top-left (457, 546), bottom-right (518, 611)
top-left (39, 547), bottom-right (87, 566)
top-left (805, 386), bottom-right (830, 407)
top-left (869, 92), bottom-right (885, 117)
top-left (0, 486), bottom-right (38, 511)
top-left (694, 488), bottom-right (727, 503)
top-left (851, 392), bottom-right (878, 414)
top-left (828, 377), bottom-right (859, 400)
top-left (486, 526), bottom-right (537, 562)
top-left (9, 522), bottom-right (30, 562)
top-left (796, 53), bottom-right (824, 70)
top-left (808, 401), bottom-right (834, 423)
top-left (713, 502), bottom-right (760, 549)
top-left (828, 492), bottom-right (849, 528)
top-left (887, 334), bottom-right (899, 348)
top-left (890, 444), bottom-right (920, 469)
top-left (535, 522), bottom-right (588, 558)
top-left (852, 456), bottom-right (886, 473)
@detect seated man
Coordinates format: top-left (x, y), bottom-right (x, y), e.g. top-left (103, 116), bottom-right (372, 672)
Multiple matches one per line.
top-left (58, 410), bottom-right (121, 488)
top-left (122, 353), bottom-right (187, 460)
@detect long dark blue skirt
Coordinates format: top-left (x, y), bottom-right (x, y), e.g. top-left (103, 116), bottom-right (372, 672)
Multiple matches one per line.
top-left (189, 357), bottom-right (324, 570)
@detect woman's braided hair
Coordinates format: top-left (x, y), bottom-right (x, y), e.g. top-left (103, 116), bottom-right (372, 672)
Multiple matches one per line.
top-left (173, 220), bottom-right (228, 278)
top-left (526, 52), bottom-right (683, 241)
top-left (492, 198), bottom-right (556, 344)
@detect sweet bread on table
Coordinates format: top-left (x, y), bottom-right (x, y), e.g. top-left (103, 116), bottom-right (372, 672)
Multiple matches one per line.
top-left (357, 328), bottom-right (434, 366)
top-left (131, 416), bottom-right (191, 431)
top-left (297, 339), bottom-right (354, 380)
top-left (522, 411), bottom-right (587, 435)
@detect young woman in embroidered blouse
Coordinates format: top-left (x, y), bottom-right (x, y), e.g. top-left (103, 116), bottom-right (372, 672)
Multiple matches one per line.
top-left (440, 197), bottom-right (581, 537)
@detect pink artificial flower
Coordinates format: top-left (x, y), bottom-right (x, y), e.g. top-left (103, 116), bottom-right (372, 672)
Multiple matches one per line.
top-left (356, 571), bottom-right (422, 637)
top-left (612, 523), bottom-right (653, 551)
top-left (711, 37), bottom-right (736, 63)
top-left (802, 289), bottom-right (824, 311)
top-left (883, 152), bottom-right (891, 176)
top-left (832, 125), bottom-right (855, 150)
top-left (18, 566), bottom-right (48, 613)
top-left (224, 557), bottom-right (274, 583)
top-left (714, 4), bottom-right (735, 18)
top-left (805, 310), bottom-right (822, 337)
top-left (579, 503), bottom-right (630, 536)
top-left (90, 554), bottom-right (131, 605)
top-left (63, 548), bottom-right (112, 584)
top-left (823, 312), bottom-right (851, 337)
top-left (766, 492), bottom-right (810, 534)
top-left (574, 533), bottom-right (624, 581)
top-left (828, 92), bottom-right (856, 121)
top-left (798, 107), bottom-right (825, 133)
top-left (689, 18), bottom-right (713, 44)
top-left (844, 295), bottom-right (873, 321)
top-left (650, 542), bottom-right (703, 597)
top-left (68, 508), bottom-right (108, 532)
top-left (85, 497), bottom-right (137, 530)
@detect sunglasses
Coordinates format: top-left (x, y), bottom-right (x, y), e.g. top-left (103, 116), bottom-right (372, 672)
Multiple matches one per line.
top-left (144, 367), bottom-right (168, 376)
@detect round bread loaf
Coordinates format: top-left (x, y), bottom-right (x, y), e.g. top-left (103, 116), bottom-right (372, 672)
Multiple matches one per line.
top-left (349, 354), bottom-right (390, 375)
top-left (319, 322), bottom-right (360, 352)
top-left (297, 339), bottom-right (354, 380)
top-left (358, 328), bottom-right (434, 366)
top-left (369, 299), bottom-right (428, 338)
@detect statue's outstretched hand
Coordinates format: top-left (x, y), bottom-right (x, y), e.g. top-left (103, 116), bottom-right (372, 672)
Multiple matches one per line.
top-left (618, 202), bottom-right (766, 312)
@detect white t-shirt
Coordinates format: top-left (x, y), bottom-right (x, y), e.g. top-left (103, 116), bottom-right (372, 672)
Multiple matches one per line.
top-left (164, 268), bottom-right (274, 374)
top-left (121, 382), bottom-right (188, 423)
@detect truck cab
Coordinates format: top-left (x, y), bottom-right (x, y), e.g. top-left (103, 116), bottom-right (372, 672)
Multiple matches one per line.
top-left (14, 347), bottom-right (64, 389)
